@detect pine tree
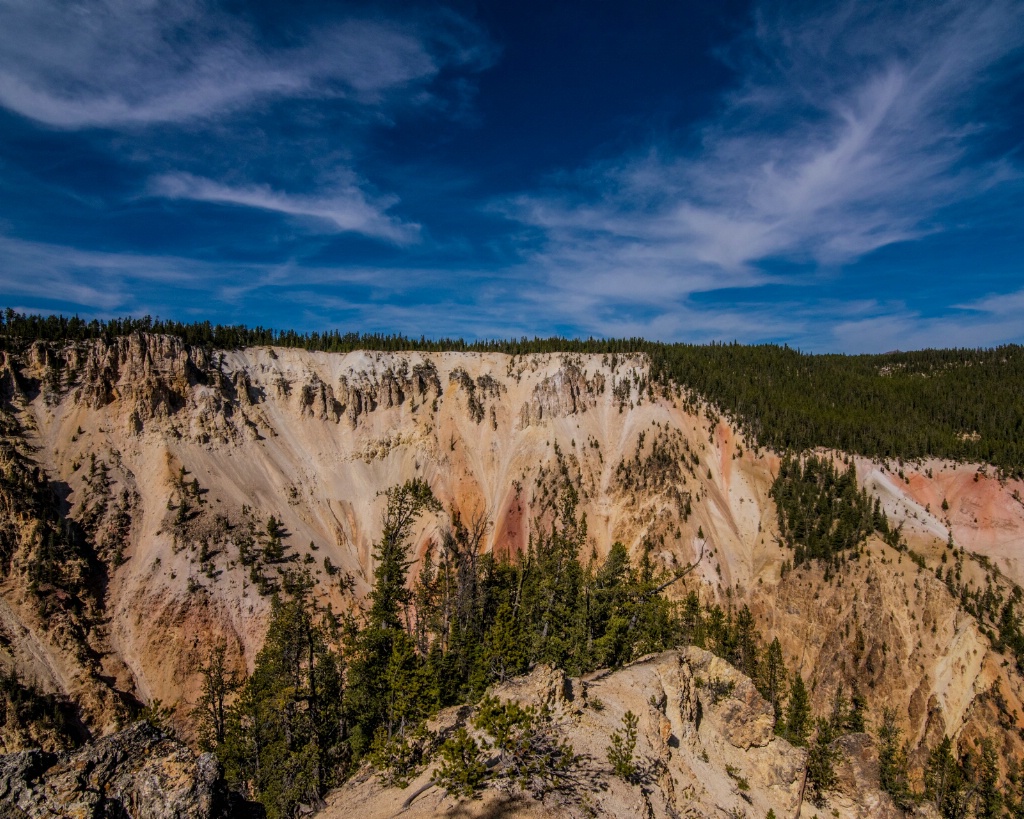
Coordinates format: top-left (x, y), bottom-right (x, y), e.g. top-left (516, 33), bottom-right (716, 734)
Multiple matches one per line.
top-left (218, 585), bottom-right (344, 819)
top-left (346, 479), bottom-right (440, 758)
top-left (806, 717), bottom-right (840, 806)
top-left (591, 541), bottom-right (632, 667)
top-left (607, 710), bottom-right (639, 780)
top-left (516, 487), bottom-right (589, 673)
top-left (827, 686), bottom-right (849, 735)
top-left (733, 605), bottom-right (759, 680)
top-left (760, 638), bottom-right (787, 727)
top-left (681, 591), bottom-right (706, 648)
top-left (193, 642), bottom-right (241, 750)
top-left (368, 479), bottom-right (440, 631)
top-left (924, 735), bottom-right (965, 818)
top-left (969, 737), bottom-right (1003, 819)
top-left (482, 601), bottom-right (530, 683)
top-left (845, 685), bottom-right (867, 733)
top-left (877, 708), bottom-right (912, 809)
top-left (783, 672), bottom-right (810, 746)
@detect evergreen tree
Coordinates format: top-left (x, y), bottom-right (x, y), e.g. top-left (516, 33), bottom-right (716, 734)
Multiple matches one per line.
top-left (845, 685), bottom-right (867, 733)
top-left (526, 487), bottom-right (589, 672)
top-left (760, 638), bottom-right (787, 726)
top-left (732, 605), bottom-right (759, 680)
top-left (877, 708), bottom-right (913, 809)
top-left (368, 479), bottom-right (440, 631)
top-left (346, 479), bottom-right (440, 758)
top-left (482, 600), bottom-right (530, 683)
top-left (680, 591), bottom-right (706, 648)
top-left (827, 686), bottom-right (849, 735)
top-left (193, 643), bottom-right (241, 750)
top-left (607, 710), bottom-right (639, 780)
top-left (806, 717), bottom-right (840, 806)
top-left (924, 735), bottom-right (965, 818)
top-left (967, 737), bottom-right (1003, 819)
top-left (783, 672), bottom-right (811, 746)
top-left (218, 584), bottom-right (344, 819)
top-left (590, 541), bottom-right (633, 668)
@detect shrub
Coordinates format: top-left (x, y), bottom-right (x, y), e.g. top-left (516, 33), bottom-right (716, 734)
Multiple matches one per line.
top-left (473, 696), bottom-right (577, 797)
top-left (434, 727), bottom-right (488, 797)
top-left (607, 710), bottom-right (639, 780)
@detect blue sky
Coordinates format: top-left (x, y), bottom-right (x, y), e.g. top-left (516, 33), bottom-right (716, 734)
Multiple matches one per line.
top-left (0, 0), bottom-right (1022, 351)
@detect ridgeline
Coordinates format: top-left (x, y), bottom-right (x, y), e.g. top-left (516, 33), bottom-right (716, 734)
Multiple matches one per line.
top-left (3, 309), bottom-right (1022, 476)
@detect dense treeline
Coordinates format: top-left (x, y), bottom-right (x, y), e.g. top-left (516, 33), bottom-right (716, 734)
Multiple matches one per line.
top-left (3, 309), bottom-right (1023, 475)
top-left (651, 343), bottom-right (1024, 480)
top-left (771, 455), bottom-right (901, 566)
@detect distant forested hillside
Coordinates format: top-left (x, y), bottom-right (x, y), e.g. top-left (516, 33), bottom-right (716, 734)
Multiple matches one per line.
top-left (3, 309), bottom-right (1022, 476)
top-left (649, 343), bottom-right (1024, 478)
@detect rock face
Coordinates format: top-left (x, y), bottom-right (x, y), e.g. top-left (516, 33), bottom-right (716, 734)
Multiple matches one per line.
top-left (680, 647), bottom-right (777, 751)
top-left (0, 721), bottom-right (254, 819)
top-left (519, 361), bottom-right (604, 425)
top-left (322, 649), bottom-right (811, 818)
top-left (829, 733), bottom-right (904, 818)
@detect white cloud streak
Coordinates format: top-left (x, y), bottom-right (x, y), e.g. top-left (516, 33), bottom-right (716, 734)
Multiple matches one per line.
top-left (0, 0), bottom-right (485, 128)
top-left (827, 293), bottom-right (1024, 353)
top-left (150, 172), bottom-right (419, 243)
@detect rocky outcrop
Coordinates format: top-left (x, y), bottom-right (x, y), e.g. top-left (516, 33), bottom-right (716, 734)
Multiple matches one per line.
top-left (323, 649), bottom-right (809, 819)
top-left (519, 362), bottom-right (604, 426)
top-left (829, 733), bottom-right (905, 818)
top-left (299, 374), bottom-right (340, 422)
top-left (681, 646), bottom-right (776, 750)
top-left (335, 360), bottom-right (441, 424)
top-left (448, 367), bottom-right (503, 424)
top-left (69, 334), bottom-right (210, 418)
top-left (0, 721), bottom-right (256, 819)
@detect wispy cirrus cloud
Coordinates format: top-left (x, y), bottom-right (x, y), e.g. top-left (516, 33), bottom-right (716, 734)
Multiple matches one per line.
top-left (0, 233), bottom-right (523, 338)
top-left (3, 229), bottom-right (1021, 351)
top-left (0, 0), bottom-right (489, 129)
top-left (504, 0), bottom-right (1024, 326)
top-left (0, 1), bottom-right (490, 248)
top-left (0, 234), bottom-right (206, 312)
top-left (150, 172), bottom-right (419, 244)
top-left (0, 233), bottom-right (422, 317)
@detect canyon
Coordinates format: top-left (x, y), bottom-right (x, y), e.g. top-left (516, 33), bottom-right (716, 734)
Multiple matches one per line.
top-left (1, 333), bottom-right (1023, 816)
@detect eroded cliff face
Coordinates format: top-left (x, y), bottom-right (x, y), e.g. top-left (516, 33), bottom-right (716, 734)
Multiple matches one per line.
top-left (0, 335), bottom-right (1022, 800)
